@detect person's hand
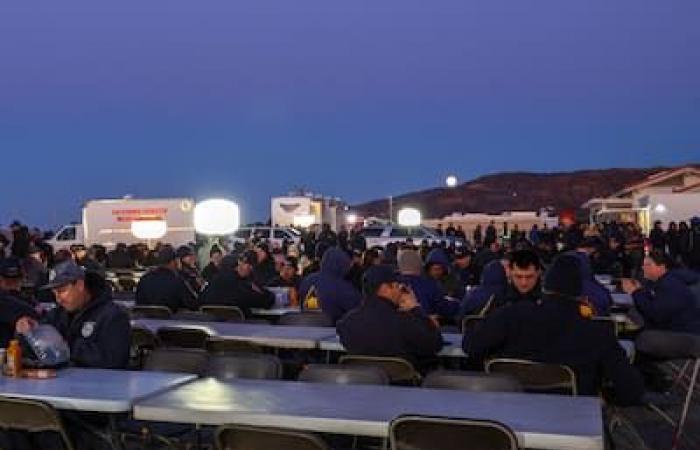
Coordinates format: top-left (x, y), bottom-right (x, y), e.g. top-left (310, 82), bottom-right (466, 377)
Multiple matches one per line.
top-left (397, 285), bottom-right (419, 311)
top-left (621, 278), bottom-right (641, 294)
top-left (15, 316), bottom-right (38, 335)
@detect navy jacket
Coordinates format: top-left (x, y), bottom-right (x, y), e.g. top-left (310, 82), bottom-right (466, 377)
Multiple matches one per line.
top-left (459, 261), bottom-right (508, 316)
top-left (568, 251), bottom-right (612, 316)
top-left (425, 249), bottom-right (465, 299)
top-left (199, 270), bottom-right (275, 315)
top-left (399, 274), bottom-right (459, 319)
top-left (136, 266), bottom-right (198, 312)
top-left (337, 295), bottom-right (443, 369)
top-left (304, 248), bottom-right (362, 324)
top-left (43, 291), bottom-right (130, 369)
top-left (0, 291), bottom-right (39, 348)
top-left (633, 270), bottom-right (700, 334)
top-left (465, 294), bottom-right (644, 405)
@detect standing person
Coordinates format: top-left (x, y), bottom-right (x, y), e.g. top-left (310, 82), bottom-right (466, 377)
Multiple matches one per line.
top-left (445, 223), bottom-right (457, 238)
top-left (317, 223), bottom-right (338, 247)
top-left (349, 225), bottom-right (367, 253)
top-left (666, 222), bottom-right (681, 263)
top-left (649, 221), bottom-right (666, 253)
top-left (202, 245), bottom-right (223, 283)
top-left (473, 224), bottom-right (483, 249)
top-left (678, 221), bottom-right (692, 267)
top-left (455, 225), bottom-right (466, 241)
top-left (337, 265), bottom-right (443, 371)
top-left (529, 224), bottom-right (540, 245)
top-left (485, 221), bottom-right (497, 246)
top-left (337, 225), bottom-right (349, 251)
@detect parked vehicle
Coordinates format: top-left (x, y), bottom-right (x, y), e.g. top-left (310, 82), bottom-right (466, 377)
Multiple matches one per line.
top-left (359, 225), bottom-right (463, 248)
top-left (48, 198), bottom-right (196, 250)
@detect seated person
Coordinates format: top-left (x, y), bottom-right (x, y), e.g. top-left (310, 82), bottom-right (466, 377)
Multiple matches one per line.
top-left (299, 247), bottom-right (361, 324)
top-left (266, 256), bottom-right (301, 307)
top-left (202, 245), bottom-right (223, 283)
top-left (566, 239), bottom-right (613, 315)
top-left (398, 249), bottom-right (458, 320)
top-left (465, 254), bottom-right (644, 405)
top-left (459, 259), bottom-right (509, 317)
top-left (425, 248), bottom-right (465, 299)
top-left (452, 247), bottom-right (478, 287)
top-left (0, 258), bottom-right (39, 348)
top-left (199, 251), bottom-right (275, 315)
top-left (497, 249), bottom-right (542, 306)
top-left (135, 246), bottom-right (199, 312)
top-left (16, 261), bottom-right (131, 369)
top-left (622, 251), bottom-right (700, 334)
top-left (337, 265), bottom-right (443, 371)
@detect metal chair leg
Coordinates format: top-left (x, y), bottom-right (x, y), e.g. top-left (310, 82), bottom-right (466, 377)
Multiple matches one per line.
top-left (672, 358), bottom-right (700, 450)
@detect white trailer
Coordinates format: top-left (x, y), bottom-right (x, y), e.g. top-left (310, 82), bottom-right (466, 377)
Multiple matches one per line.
top-left (48, 198), bottom-right (196, 250)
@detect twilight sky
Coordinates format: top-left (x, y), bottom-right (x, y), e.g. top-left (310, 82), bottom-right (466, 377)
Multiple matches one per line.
top-left (1, 0), bottom-right (699, 228)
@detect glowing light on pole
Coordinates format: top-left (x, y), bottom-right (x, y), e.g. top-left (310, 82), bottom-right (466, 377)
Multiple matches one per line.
top-left (194, 199), bottom-right (240, 235)
top-left (446, 175), bottom-right (458, 188)
top-left (397, 208), bottom-right (422, 227)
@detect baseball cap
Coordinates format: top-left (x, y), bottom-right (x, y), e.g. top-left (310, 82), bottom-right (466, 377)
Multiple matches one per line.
top-left (362, 265), bottom-right (401, 294)
top-left (43, 261), bottom-right (85, 290)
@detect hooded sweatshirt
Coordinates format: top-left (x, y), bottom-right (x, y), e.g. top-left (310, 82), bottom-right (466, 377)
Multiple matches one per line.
top-left (459, 260), bottom-right (508, 316)
top-left (307, 247), bottom-right (362, 324)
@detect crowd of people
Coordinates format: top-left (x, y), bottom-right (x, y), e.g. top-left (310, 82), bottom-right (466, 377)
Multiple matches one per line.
top-left (1, 215), bottom-right (700, 447)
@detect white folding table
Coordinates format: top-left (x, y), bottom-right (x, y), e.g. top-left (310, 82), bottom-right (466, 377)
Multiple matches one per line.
top-left (0, 368), bottom-right (196, 413)
top-left (134, 378), bottom-right (604, 450)
top-left (133, 318), bottom-right (336, 349)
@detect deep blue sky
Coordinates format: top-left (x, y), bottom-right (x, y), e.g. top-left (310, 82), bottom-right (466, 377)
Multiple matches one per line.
top-left (1, 1), bottom-right (699, 228)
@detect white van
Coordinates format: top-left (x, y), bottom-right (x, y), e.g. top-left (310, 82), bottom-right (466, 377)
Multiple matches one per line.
top-left (48, 198), bottom-right (196, 250)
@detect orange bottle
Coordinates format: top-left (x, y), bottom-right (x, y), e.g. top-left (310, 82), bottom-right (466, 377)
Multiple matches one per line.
top-left (6, 339), bottom-right (22, 377)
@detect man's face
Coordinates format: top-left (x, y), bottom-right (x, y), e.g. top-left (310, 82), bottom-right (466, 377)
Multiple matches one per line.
top-left (211, 252), bottom-right (223, 266)
top-left (281, 264), bottom-right (296, 280)
top-left (182, 255), bottom-right (196, 268)
top-left (642, 257), bottom-right (665, 281)
top-left (427, 264), bottom-right (445, 280)
top-left (454, 255), bottom-right (471, 269)
top-left (237, 261), bottom-right (253, 278)
top-left (510, 264), bottom-right (540, 294)
top-left (53, 280), bottom-right (89, 312)
top-left (255, 248), bottom-right (267, 263)
top-left (378, 281), bottom-right (403, 303)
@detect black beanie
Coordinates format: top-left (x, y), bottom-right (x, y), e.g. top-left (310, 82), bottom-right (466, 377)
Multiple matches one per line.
top-left (543, 255), bottom-right (582, 297)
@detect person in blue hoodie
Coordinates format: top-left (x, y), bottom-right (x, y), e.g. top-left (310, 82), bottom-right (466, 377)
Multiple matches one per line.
top-left (424, 248), bottom-right (465, 299)
top-left (459, 259), bottom-right (509, 317)
top-left (298, 247), bottom-right (361, 324)
top-left (566, 239), bottom-right (613, 316)
top-left (622, 251), bottom-right (700, 334)
top-left (397, 249), bottom-right (459, 320)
